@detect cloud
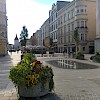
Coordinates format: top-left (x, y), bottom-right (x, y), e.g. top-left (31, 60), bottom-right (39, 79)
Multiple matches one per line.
top-left (6, 0), bottom-right (51, 44)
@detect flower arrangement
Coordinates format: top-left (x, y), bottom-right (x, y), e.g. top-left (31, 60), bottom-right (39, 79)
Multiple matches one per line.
top-left (9, 53), bottom-right (54, 95)
top-left (75, 51), bottom-right (84, 60)
top-left (92, 52), bottom-right (100, 63)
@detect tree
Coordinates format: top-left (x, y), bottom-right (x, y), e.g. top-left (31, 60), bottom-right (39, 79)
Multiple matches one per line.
top-left (20, 26), bottom-right (28, 46)
top-left (73, 28), bottom-right (79, 53)
top-left (49, 37), bottom-right (53, 51)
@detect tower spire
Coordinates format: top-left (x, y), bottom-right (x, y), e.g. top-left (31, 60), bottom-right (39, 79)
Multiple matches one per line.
top-left (14, 34), bottom-right (18, 40)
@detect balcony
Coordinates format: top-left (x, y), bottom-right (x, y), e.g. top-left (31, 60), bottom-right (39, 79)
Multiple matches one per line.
top-left (76, 27), bottom-right (88, 32)
top-left (79, 40), bottom-right (87, 45)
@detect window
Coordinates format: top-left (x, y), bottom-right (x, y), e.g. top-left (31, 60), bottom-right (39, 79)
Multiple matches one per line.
top-left (54, 14), bottom-right (55, 20)
top-left (58, 28), bottom-right (60, 36)
top-left (80, 9), bottom-right (84, 13)
top-left (58, 18), bottom-right (60, 25)
top-left (52, 25), bottom-right (53, 31)
top-left (56, 22), bottom-right (57, 29)
top-left (81, 34), bottom-right (84, 40)
top-left (76, 6), bottom-right (87, 15)
top-left (52, 16), bottom-right (53, 21)
top-left (66, 36), bottom-right (68, 43)
top-left (72, 23), bottom-right (74, 31)
top-left (85, 9), bottom-right (86, 13)
top-left (64, 13), bottom-right (66, 22)
top-left (61, 27), bottom-right (63, 34)
top-left (81, 33), bottom-right (87, 41)
top-left (61, 38), bottom-right (62, 44)
top-left (85, 34), bottom-right (87, 40)
top-left (68, 24), bottom-right (70, 32)
top-left (81, 21), bottom-right (84, 28)
top-left (64, 25), bottom-right (66, 33)
top-left (60, 16), bottom-right (62, 24)
top-left (54, 24), bottom-right (55, 30)
top-left (77, 20), bottom-right (87, 28)
top-left (77, 21), bottom-right (80, 27)
top-left (68, 11), bottom-right (70, 20)
top-left (68, 35), bottom-right (70, 42)
top-left (71, 9), bottom-right (74, 18)
top-left (77, 9), bottom-right (79, 13)
top-left (85, 21), bottom-right (87, 27)
top-left (54, 32), bottom-right (55, 40)
top-left (83, 47), bottom-right (85, 51)
top-left (70, 35), bottom-right (72, 42)
top-left (56, 12), bottom-right (57, 18)
top-left (55, 31), bottom-right (57, 39)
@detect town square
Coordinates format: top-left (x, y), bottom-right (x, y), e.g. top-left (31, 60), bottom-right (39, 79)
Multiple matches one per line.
top-left (0, 0), bottom-right (100, 100)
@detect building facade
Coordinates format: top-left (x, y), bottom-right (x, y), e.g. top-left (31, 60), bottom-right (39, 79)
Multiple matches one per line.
top-left (49, 1), bottom-right (70, 52)
top-left (57, 0), bottom-right (96, 53)
top-left (35, 30), bottom-right (41, 46)
top-left (40, 18), bottom-right (50, 49)
top-left (95, 0), bottom-right (100, 52)
top-left (32, 0), bottom-right (96, 54)
top-left (0, 0), bottom-right (8, 55)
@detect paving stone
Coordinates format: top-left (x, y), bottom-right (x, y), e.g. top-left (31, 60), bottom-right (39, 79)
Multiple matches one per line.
top-left (0, 96), bottom-right (10, 100)
top-left (1, 53), bottom-right (100, 100)
top-left (0, 93), bottom-right (4, 96)
top-left (9, 96), bottom-right (18, 100)
top-left (12, 92), bottom-right (18, 97)
top-left (4, 92), bottom-right (12, 96)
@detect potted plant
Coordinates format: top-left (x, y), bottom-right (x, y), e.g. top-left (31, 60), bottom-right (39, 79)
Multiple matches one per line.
top-left (9, 53), bottom-right (54, 97)
top-left (75, 51), bottom-right (84, 60)
top-left (92, 52), bottom-right (100, 63)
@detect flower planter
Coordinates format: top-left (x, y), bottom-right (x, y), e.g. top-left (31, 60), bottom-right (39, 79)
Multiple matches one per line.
top-left (9, 53), bottom-right (54, 98)
top-left (18, 82), bottom-right (49, 97)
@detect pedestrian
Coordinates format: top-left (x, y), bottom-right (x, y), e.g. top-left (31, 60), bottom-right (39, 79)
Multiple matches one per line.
top-left (21, 51), bottom-right (25, 60)
top-left (41, 51), bottom-right (43, 57)
top-left (52, 51), bottom-right (54, 57)
top-left (68, 51), bottom-right (71, 57)
top-left (10, 50), bottom-right (12, 55)
top-left (17, 49), bottom-right (19, 53)
top-left (63, 50), bottom-right (65, 57)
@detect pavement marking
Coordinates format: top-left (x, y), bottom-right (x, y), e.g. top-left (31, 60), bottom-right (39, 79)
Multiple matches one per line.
top-left (0, 73), bottom-right (9, 76)
top-left (77, 76), bottom-right (83, 79)
top-left (0, 70), bottom-right (10, 73)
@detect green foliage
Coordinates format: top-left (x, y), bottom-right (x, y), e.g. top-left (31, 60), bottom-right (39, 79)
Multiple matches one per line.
top-left (9, 64), bottom-right (30, 85)
top-left (73, 28), bottom-right (79, 44)
top-left (73, 28), bottom-right (80, 52)
top-left (50, 37), bottom-right (53, 47)
top-left (93, 52), bottom-right (100, 63)
top-left (23, 53), bottom-right (36, 63)
top-left (75, 51), bottom-right (84, 60)
top-left (20, 26), bottom-right (28, 46)
top-left (95, 52), bottom-right (100, 56)
top-left (9, 53), bottom-right (54, 92)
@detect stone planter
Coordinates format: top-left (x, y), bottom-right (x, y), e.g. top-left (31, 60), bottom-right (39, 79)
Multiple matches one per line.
top-left (18, 82), bottom-right (49, 97)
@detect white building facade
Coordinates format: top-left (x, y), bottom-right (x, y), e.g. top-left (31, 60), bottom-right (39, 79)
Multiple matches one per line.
top-left (49, 1), bottom-right (70, 52)
top-left (95, 0), bottom-right (100, 52)
top-left (0, 0), bottom-right (8, 55)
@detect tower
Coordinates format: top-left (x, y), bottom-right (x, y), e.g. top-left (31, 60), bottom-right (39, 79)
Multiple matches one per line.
top-left (14, 34), bottom-right (19, 50)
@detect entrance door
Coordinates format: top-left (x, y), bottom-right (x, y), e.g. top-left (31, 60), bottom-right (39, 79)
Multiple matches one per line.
top-left (89, 46), bottom-right (94, 54)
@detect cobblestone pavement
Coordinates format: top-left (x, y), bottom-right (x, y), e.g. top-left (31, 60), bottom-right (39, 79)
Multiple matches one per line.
top-left (1, 53), bottom-right (100, 100)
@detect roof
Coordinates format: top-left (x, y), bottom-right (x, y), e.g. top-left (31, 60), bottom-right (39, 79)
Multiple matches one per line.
top-left (14, 34), bottom-right (18, 40)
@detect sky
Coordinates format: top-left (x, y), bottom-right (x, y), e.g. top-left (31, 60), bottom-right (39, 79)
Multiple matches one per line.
top-left (6, 0), bottom-right (72, 44)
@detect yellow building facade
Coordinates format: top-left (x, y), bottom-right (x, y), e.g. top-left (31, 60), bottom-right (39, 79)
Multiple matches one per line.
top-left (0, 35), bottom-right (7, 55)
top-left (0, 0), bottom-right (8, 56)
top-left (57, 0), bottom-right (96, 53)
